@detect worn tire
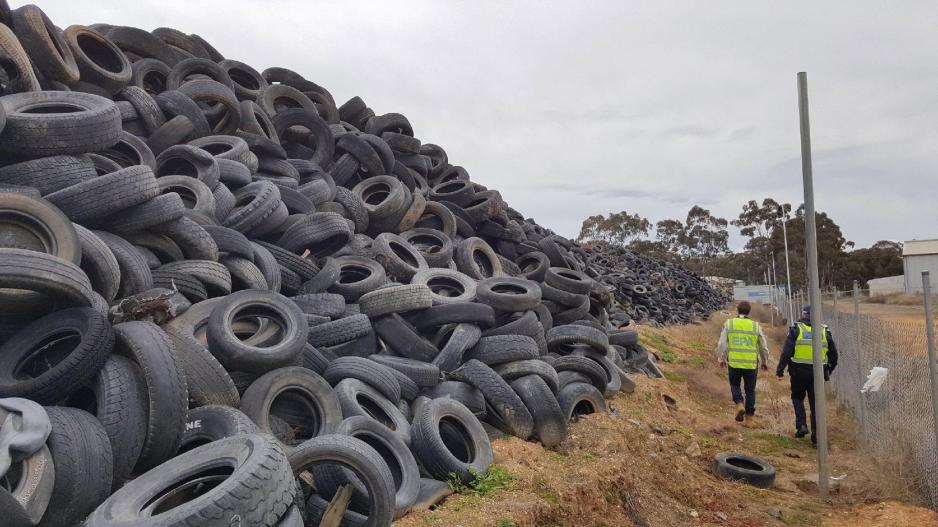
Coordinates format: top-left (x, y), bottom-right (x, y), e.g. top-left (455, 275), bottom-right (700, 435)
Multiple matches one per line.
top-left (0, 91), bottom-right (120, 156)
top-left (510, 374), bottom-right (567, 447)
top-left (410, 397), bottom-right (493, 483)
top-left (712, 453), bottom-right (776, 488)
top-left (41, 406), bottom-right (113, 527)
top-left (113, 321), bottom-right (188, 472)
top-left (240, 367), bottom-right (342, 449)
top-left (86, 434), bottom-right (295, 527)
top-left (0, 307), bottom-right (111, 403)
top-left (447, 359), bottom-right (533, 439)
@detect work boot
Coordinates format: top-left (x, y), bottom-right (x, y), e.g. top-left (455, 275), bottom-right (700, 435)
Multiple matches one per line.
top-left (795, 425), bottom-right (808, 438)
top-left (735, 403), bottom-right (745, 422)
top-left (743, 415), bottom-right (755, 428)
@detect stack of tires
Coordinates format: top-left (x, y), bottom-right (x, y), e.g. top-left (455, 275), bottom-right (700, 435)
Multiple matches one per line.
top-left (582, 244), bottom-right (730, 325)
top-left (0, 3), bottom-right (663, 526)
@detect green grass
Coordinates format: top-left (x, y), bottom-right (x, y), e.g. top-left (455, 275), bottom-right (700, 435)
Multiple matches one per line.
top-left (496, 519), bottom-right (516, 527)
top-left (748, 431), bottom-right (804, 452)
top-left (779, 512), bottom-right (813, 525)
top-left (688, 341), bottom-right (711, 352)
top-left (663, 370), bottom-right (686, 382)
top-left (447, 465), bottom-right (513, 496)
top-left (531, 475), bottom-right (559, 504)
top-left (659, 350), bottom-right (678, 363)
top-left (686, 356), bottom-right (706, 366)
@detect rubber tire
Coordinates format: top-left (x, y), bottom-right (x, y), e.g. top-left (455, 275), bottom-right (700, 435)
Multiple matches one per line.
top-left (240, 367), bottom-right (342, 449)
top-left (85, 434), bottom-right (295, 527)
top-left (712, 452), bottom-right (777, 488)
top-left (368, 355), bottom-right (441, 388)
top-left (113, 321), bottom-right (188, 472)
top-left (0, 307), bottom-right (111, 403)
top-left (410, 397), bottom-right (493, 484)
top-left (334, 378), bottom-right (411, 446)
top-left (206, 289), bottom-right (308, 374)
top-left (64, 354), bottom-right (148, 490)
top-left (287, 434), bottom-right (394, 527)
top-left (0, 91), bottom-right (120, 157)
top-left (510, 375), bottom-right (567, 448)
top-left (41, 407), bottom-right (113, 527)
top-left (358, 284), bottom-right (432, 318)
top-left (331, 416), bottom-right (420, 519)
top-left (556, 381), bottom-right (607, 423)
top-left (475, 276), bottom-right (542, 312)
top-left (431, 322), bottom-right (482, 373)
top-left (307, 314), bottom-right (372, 347)
top-left (465, 334), bottom-right (540, 366)
top-left (446, 359), bottom-right (533, 440)
top-left (323, 356), bottom-right (402, 404)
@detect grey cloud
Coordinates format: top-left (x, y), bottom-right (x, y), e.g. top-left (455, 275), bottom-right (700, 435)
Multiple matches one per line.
top-left (29, 0), bottom-right (938, 249)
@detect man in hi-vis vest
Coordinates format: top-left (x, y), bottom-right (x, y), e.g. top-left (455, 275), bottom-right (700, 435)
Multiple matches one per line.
top-left (776, 306), bottom-right (839, 446)
top-left (716, 301), bottom-right (771, 427)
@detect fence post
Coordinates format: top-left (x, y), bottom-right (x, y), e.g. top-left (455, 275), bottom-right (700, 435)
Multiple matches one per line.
top-left (921, 271), bottom-right (938, 500)
top-left (853, 280), bottom-right (864, 445)
top-left (798, 71), bottom-right (829, 499)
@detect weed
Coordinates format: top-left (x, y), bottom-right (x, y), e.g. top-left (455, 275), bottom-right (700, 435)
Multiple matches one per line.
top-left (698, 435), bottom-right (721, 449)
top-left (688, 341), bottom-right (711, 352)
top-left (659, 350), bottom-right (678, 363)
top-left (447, 465), bottom-right (513, 496)
top-left (663, 370), bottom-right (686, 382)
top-left (496, 519), bottom-right (516, 527)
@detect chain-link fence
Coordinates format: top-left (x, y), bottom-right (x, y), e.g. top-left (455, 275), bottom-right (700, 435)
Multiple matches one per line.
top-left (774, 288), bottom-right (938, 509)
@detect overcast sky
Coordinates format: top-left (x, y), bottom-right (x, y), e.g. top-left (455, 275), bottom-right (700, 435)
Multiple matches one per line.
top-left (31, 1), bottom-right (938, 249)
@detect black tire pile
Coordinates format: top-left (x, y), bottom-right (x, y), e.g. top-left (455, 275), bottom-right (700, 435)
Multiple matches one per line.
top-left (583, 244), bottom-right (731, 325)
top-left (0, 3), bottom-right (695, 526)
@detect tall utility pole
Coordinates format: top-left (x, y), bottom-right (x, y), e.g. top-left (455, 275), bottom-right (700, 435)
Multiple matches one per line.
top-left (780, 207), bottom-right (794, 323)
top-left (797, 71), bottom-right (829, 499)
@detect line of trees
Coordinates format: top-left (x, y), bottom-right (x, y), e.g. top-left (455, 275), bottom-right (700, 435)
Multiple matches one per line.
top-left (577, 198), bottom-right (903, 290)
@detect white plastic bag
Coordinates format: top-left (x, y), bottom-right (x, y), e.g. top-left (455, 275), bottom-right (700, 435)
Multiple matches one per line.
top-left (860, 367), bottom-right (888, 393)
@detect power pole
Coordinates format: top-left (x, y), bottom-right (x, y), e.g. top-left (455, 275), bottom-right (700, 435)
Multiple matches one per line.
top-left (797, 71), bottom-right (829, 499)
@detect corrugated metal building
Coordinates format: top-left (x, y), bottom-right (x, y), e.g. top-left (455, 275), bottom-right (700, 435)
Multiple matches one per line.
top-left (903, 239), bottom-right (938, 293)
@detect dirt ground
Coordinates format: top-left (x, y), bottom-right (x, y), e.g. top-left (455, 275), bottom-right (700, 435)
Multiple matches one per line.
top-left (399, 304), bottom-right (937, 527)
top-left (826, 298), bottom-right (928, 324)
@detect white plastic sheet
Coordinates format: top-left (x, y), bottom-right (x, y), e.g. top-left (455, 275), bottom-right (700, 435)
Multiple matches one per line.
top-left (860, 366), bottom-right (888, 393)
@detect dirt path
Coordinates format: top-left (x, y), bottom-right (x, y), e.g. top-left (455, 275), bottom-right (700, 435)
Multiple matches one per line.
top-left (400, 305), bottom-right (936, 527)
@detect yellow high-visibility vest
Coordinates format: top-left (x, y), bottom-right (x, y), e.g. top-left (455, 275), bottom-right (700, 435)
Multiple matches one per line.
top-left (725, 317), bottom-right (759, 370)
top-left (792, 322), bottom-right (828, 365)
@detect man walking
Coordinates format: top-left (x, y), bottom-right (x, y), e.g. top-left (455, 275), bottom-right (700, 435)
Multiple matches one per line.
top-left (716, 301), bottom-right (771, 427)
top-left (776, 306), bottom-right (839, 445)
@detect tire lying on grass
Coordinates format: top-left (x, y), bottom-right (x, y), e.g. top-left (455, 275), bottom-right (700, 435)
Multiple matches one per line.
top-left (711, 452), bottom-right (776, 489)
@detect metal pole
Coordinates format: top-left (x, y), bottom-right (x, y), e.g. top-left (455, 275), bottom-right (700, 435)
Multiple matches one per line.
top-left (853, 280), bottom-right (864, 444)
top-left (921, 271), bottom-right (938, 493)
top-left (798, 71), bottom-right (829, 499)
top-left (771, 253), bottom-right (778, 325)
top-left (782, 216), bottom-right (794, 323)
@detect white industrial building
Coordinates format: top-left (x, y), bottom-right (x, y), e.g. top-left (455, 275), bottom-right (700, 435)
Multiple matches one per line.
top-left (902, 239), bottom-right (938, 293)
top-left (868, 275), bottom-right (905, 296)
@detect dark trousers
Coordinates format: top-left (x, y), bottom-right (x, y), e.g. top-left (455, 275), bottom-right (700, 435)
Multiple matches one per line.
top-left (790, 367), bottom-right (816, 438)
top-left (728, 367), bottom-right (757, 415)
